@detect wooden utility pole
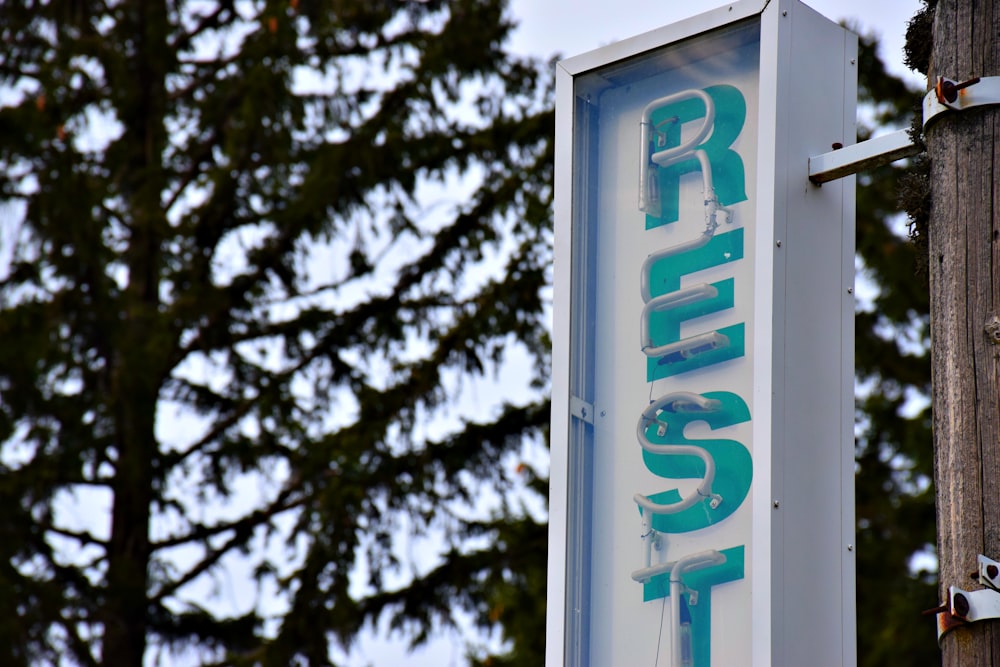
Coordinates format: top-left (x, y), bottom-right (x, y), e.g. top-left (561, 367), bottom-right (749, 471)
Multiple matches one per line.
top-left (927, 0), bottom-right (1000, 664)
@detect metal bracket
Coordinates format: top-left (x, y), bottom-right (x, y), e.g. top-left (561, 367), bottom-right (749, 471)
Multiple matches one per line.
top-left (810, 75), bottom-right (1000, 183)
top-left (924, 76), bottom-right (1000, 128)
top-left (808, 129), bottom-right (920, 184)
top-left (569, 395), bottom-right (594, 424)
top-left (929, 555), bottom-right (1000, 643)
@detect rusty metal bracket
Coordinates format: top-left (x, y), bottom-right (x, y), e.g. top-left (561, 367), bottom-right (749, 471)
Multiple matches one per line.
top-left (928, 555), bottom-right (1000, 644)
top-left (923, 76), bottom-right (1000, 128)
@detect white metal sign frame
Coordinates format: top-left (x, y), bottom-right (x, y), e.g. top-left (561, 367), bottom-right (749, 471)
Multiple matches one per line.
top-left (547, 1), bottom-right (857, 665)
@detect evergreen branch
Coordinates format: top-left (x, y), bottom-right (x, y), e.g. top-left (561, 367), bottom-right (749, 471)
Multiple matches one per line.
top-left (149, 483), bottom-right (304, 554)
top-left (157, 398), bottom-right (257, 469)
top-left (43, 524), bottom-right (109, 550)
top-left (54, 475), bottom-right (115, 489)
top-left (167, 52), bottom-right (244, 106)
top-left (162, 131), bottom-right (219, 214)
top-left (0, 62), bottom-right (42, 80)
top-left (149, 490), bottom-right (307, 603)
top-left (169, 0), bottom-right (235, 53)
top-left (146, 601), bottom-right (260, 662)
top-left (57, 615), bottom-right (99, 667)
top-left (160, 339), bottom-right (337, 468)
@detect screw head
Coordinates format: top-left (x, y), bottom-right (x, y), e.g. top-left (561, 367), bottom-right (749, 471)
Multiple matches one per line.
top-left (988, 564), bottom-right (999, 580)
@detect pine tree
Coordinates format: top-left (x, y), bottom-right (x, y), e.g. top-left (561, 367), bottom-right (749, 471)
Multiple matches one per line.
top-left (853, 29), bottom-right (939, 666)
top-left (0, 1), bottom-right (552, 665)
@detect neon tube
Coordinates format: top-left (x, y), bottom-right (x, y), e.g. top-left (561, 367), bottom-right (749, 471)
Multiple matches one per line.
top-left (639, 89), bottom-right (715, 217)
top-left (639, 282), bottom-right (719, 357)
top-left (639, 151), bottom-right (731, 303)
top-left (629, 549), bottom-right (727, 667)
top-left (642, 330), bottom-right (730, 366)
top-left (633, 392), bottom-right (723, 517)
top-left (670, 551), bottom-right (726, 667)
top-left (638, 91), bottom-right (733, 303)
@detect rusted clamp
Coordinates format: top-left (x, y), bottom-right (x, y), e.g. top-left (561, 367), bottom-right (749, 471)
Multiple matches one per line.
top-left (923, 76), bottom-right (1000, 128)
top-left (926, 555), bottom-right (1000, 643)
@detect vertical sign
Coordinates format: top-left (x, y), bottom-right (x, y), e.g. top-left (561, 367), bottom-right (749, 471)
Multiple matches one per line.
top-left (547, 2), bottom-right (857, 666)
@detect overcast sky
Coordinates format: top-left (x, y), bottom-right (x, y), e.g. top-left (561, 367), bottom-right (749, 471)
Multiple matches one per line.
top-left (344, 1), bottom-right (924, 665)
top-left (509, 0), bottom-right (924, 86)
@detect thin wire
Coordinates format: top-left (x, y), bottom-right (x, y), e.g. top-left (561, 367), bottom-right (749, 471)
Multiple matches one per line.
top-left (654, 593), bottom-right (667, 666)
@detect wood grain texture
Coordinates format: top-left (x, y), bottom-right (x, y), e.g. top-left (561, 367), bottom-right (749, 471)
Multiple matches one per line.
top-left (927, 0), bottom-right (1000, 664)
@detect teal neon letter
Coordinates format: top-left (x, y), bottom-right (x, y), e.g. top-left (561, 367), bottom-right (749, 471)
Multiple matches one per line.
top-left (646, 85), bottom-right (748, 229)
top-left (645, 229), bottom-right (745, 381)
top-left (637, 391), bottom-right (752, 534)
top-left (642, 546), bottom-right (746, 667)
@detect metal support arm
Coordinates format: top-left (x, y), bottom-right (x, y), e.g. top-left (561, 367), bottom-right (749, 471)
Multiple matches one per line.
top-left (808, 129), bottom-right (919, 184)
top-left (809, 75), bottom-right (1000, 184)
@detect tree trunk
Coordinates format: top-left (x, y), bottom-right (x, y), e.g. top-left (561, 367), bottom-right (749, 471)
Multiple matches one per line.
top-left (927, 0), bottom-right (1000, 664)
top-left (101, 3), bottom-right (171, 665)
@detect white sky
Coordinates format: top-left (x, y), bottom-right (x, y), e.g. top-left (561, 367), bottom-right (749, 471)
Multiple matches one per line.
top-left (349, 1), bottom-right (925, 665)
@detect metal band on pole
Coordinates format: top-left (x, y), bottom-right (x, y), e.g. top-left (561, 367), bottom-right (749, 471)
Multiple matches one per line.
top-left (923, 76), bottom-right (1000, 128)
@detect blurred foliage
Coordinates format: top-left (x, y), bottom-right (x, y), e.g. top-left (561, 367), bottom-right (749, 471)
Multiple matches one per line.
top-left (0, 1), bottom-right (551, 665)
top-left (853, 28), bottom-right (938, 667)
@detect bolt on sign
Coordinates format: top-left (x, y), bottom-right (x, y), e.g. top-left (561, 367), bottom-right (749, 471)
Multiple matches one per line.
top-left (546, 1), bottom-right (858, 666)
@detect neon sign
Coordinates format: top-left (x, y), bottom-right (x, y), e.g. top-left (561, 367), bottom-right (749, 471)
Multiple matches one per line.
top-left (631, 86), bottom-right (753, 667)
top-left (549, 4), bottom-right (857, 666)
